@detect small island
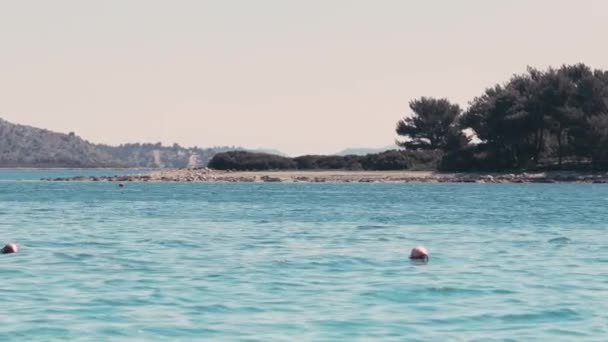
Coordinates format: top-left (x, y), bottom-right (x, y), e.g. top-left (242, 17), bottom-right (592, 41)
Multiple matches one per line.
top-left (45, 63), bottom-right (608, 184)
top-left (1, 63), bottom-right (603, 184)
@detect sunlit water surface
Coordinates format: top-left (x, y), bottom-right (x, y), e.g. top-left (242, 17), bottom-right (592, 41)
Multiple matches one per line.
top-left (0, 170), bottom-right (607, 341)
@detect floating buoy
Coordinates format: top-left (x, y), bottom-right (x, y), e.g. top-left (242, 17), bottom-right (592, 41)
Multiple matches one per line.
top-left (118, 183), bottom-right (125, 188)
top-left (409, 246), bottom-right (428, 260)
top-left (1, 243), bottom-right (18, 254)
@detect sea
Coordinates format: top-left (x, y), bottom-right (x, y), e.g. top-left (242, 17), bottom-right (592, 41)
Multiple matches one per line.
top-left (0, 170), bottom-right (606, 341)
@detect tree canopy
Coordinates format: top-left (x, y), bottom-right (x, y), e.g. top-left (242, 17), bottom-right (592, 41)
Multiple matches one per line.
top-left (396, 97), bottom-right (466, 150)
top-left (461, 64), bottom-right (608, 170)
top-left (398, 64), bottom-right (608, 171)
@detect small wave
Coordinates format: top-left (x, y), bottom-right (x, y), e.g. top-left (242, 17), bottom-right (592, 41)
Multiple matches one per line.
top-left (544, 328), bottom-right (589, 337)
top-left (53, 252), bottom-right (94, 261)
top-left (547, 237), bottom-right (572, 244)
top-left (103, 278), bottom-right (127, 286)
top-left (425, 286), bottom-right (485, 296)
top-left (186, 304), bottom-right (231, 313)
top-left (356, 225), bottom-right (390, 230)
top-left (492, 289), bottom-right (517, 295)
top-left (363, 286), bottom-right (487, 304)
top-left (306, 258), bottom-right (378, 271)
top-left (428, 308), bottom-right (580, 325)
top-left (158, 240), bottom-right (200, 248)
top-left (30, 208), bottom-right (54, 212)
top-left (499, 308), bottom-right (580, 323)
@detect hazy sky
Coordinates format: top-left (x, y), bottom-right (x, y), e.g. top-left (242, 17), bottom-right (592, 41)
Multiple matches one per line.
top-left (0, 0), bottom-right (606, 155)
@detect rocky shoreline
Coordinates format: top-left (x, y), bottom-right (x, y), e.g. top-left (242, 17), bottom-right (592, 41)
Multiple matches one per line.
top-left (41, 168), bottom-right (608, 184)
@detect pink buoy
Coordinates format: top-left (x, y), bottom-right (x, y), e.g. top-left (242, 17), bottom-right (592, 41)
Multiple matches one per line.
top-left (1, 243), bottom-right (18, 254)
top-left (409, 246), bottom-right (428, 260)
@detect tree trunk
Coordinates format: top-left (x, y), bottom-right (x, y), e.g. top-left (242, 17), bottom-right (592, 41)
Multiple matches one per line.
top-left (537, 128), bottom-right (544, 164)
top-left (533, 130), bottom-right (540, 164)
top-left (557, 124), bottom-right (563, 169)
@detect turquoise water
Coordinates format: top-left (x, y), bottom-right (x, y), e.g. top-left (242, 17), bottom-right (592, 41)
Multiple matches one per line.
top-left (0, 169), bottom-right (145, 181)
top-left (1, 171), bottom-right (607, 341)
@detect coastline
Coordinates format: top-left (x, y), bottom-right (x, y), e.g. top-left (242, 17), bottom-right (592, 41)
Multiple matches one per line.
top-left (42, 168), bottom-right (608, 183)
top-left (0, 167), bottom-right (152, 170)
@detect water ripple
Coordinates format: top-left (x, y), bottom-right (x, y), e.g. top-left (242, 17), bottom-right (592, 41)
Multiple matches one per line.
top-left (0, 176), bottom-right (606, 340)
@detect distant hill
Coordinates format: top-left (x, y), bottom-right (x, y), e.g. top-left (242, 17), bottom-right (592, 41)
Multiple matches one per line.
top-left (334, 145), bottom-right (398, 156)
top-left (97, 143), bottom-right (237, 168)
top-left (0, 118), bottom-right (236, 168)
top-left (0, 118), bottom-right (123, 167)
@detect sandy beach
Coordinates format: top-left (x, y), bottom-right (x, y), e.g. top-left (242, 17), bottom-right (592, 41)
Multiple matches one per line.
top-left (43, 168), bottom-right (608, 183)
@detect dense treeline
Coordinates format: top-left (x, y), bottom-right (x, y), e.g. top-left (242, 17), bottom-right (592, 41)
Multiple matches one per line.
top-left (208, 151), bottom-right (297, 170)
top-left (208, 150), bottom-right (442, 171)
top-left (211, 64), bottom-right (608, 173)
top-left (397, 64), bottom-right (608, 171)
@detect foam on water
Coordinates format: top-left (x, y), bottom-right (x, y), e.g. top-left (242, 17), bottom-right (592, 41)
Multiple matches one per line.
top-left (0, 171), bottom-right (607, 340)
